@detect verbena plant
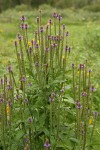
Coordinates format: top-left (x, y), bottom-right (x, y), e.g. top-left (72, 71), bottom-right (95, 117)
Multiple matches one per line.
top-left (0, 11), bottom-right (98, 150)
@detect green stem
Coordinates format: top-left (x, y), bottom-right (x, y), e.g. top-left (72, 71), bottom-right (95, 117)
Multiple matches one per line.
top-left (79, 69), bottom-right (81, 101)
top-left (54, 17), bottom-right (56, 36)
top-left (72, 67), bottom-right (75, 101)
top-left (90, 118), bottom-right (96, 142)
top-left (19, 40), bottom-right (26, 75)
top-left (50, 102), bottom-right (53, 135)
top-left (60, 28), bottom-right (64, 68)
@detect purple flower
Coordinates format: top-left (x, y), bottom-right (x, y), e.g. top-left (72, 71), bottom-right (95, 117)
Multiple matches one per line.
top-left (35, 62), bottom-right (39, 67)
top-left (7, 85), bottom-right (12, 90)
top-left (14, 41), bottom-right (18, 47)
top-left (76, 103), bottom-right (82, 109)
top-left (62, 24), bottom-right (65, 30)
top-left (21, 76), bottom-right (26, 82)
top-left (72, 64), bottom-right (74, 68)
top-left (20, 23), bottom-right (28, 29)
top-left (8, 100), bottom-right (12, 106)
top-left (75, 101), bottom-right (82, 109)
top-left (49, 96), bottom-right (54, 102)
top-left (24, 138), bottom-right (29, 143)
top-left (17, 34), bottom-right (22, 41)
top-left (48, 19), bottom-right (52, 24)
top-left (65, 46), bottom-right (71, 52)
top-left (52, 36), bottom-right (59, 41)
top-left (16, 94), bottom-right (20, 99)
top-left (8, 64), bottom-right (12, 72)
top-left (82, 92), bottom-right (87, 97)
top-left (60, 36), bottom-right (63, 41)
top-left (28, 82), bottom-right (32, 87)
top-left (24, 98), bottom-right (28, 104)
top-left (48, 35), bottom-right (51, 40)
top-left (55, 36), bottom-right (58, 41)
top-left (60, 88), bottom-right (64, 93)
top-left (52, 12), bottom-right (57, 18)
top-left (36, 17), bottom-right (39, 23)
top-left (0, 98), bottom-right (4, 103)
top-left (66, 31), bottom-right (69, 37)
top-left (1, 78), bottom-right (4, 85)
top-left (31, 40), bottom-right (36, 46)
top-left (52, 43), bottom-right (57, 48)
top-left (44, 139), bottom-right (51, 149)
top-left (28, 117), bottom-right (33, 123)
top-left (56, 36), bottom-right (59, 41)
top-left (51, 92), bottom-right (56, 97)
top-left (25, 24), bottom-right (28, 30)
top-left (20, 23), bottom-right (24, 29)
top-left (40, 27), bottom-right (44, 32)
top-left (20, 15), bottom-right (26, 22)
top-left (90, 85), bottom-right (96, 92)
top-left (89, 69), bottom-right (92, 73)
top-left (52, 36), bottom-right (55, 41)
top-left (49, 92), bottom-right (56, 102)
top-left (93, 111), bottom-right (98, 117)
top-left (65, 45), bottom-right (68, 51)
top-left (79, 64), bottom-right (84, 69)
top-left (57, 14), bottom-right (62, 21)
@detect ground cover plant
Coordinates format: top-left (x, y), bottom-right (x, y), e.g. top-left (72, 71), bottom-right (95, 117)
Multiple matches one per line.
top-left (0, 7), bottom-right (100, 150)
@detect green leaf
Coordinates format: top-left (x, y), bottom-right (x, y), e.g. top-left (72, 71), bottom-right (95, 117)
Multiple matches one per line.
top-left (15, 130), bottom-right (24, 141)
top-left (63, 97), bottom-right (74, 104)
top-left (70, 137), bottom-right (79, 144)
top-left (43, 128), bottom-right (50, 137)
top-left (39, 114), bottom-right (46, 123)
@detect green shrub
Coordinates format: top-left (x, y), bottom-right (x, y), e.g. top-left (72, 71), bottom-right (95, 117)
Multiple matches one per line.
top-left (39, 4), bottom-right (52, 11)
top-left (84, 3), bottom-right (100, 12)
top-left (54, 0), bottom-right (73, 8)
top-left (15, 4), bottom-right (32, 11)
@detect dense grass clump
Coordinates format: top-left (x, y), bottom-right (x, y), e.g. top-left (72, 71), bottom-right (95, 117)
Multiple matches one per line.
top-left (84, 26), bottom-right (100, 52)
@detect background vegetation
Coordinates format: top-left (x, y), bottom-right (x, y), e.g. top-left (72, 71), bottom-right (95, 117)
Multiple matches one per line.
top-left (0, 0), bottom-right (100, 12)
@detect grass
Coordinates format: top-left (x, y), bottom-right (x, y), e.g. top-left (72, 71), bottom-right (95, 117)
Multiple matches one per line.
top-left (0, 5), bottom-right (100, 149)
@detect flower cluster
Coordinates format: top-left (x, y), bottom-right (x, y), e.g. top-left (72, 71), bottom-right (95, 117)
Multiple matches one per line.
top-left (75, 101), bottom-right (82, 109)
top-left (49, 92), bottom-right (56, 102)
top-left (44, 139), bottom-right (51, 149)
